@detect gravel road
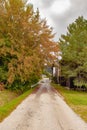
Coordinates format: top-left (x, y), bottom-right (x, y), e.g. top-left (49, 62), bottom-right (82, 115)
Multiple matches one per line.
top-left (0, 78), bottom-right (87, 130)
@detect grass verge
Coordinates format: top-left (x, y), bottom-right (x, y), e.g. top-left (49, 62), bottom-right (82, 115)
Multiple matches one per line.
top-left (0, 88), bottom-right (35, 122)
top-left (52, 83), bottom-right (87, 122)
top-left (0, 90), bottom-right (19, 107)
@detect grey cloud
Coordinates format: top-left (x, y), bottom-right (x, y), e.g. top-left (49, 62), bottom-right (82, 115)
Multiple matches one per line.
top-left (40, 0), bottom-right (54, 8)
top-left (31, 0), bottom-right (87, 40)
top-left (50, 0), bottom-right (87, 39)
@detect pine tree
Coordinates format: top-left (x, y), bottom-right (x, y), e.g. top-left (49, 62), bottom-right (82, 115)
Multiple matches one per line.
top-left (59, 16), bottom-right (87, 88)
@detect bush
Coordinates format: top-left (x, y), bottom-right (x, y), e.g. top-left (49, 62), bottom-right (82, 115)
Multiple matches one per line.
top-left (6, 74), bottom-right (40, 93)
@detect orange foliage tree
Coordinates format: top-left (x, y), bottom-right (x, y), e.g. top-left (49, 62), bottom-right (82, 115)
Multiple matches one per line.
top-left (0, 0), bottom-right (58, 91)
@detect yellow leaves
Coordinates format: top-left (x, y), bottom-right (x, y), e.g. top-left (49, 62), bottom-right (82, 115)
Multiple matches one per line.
top-left (8, 62), bottom-right (15, 84)
top-left (0, 0), bottom-right (59, 88)
top-left (7, 74), bottom-right (14, 84)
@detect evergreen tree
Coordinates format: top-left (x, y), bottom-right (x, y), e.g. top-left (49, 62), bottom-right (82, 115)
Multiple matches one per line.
top-left (59, 16), bottom-right (87, 88)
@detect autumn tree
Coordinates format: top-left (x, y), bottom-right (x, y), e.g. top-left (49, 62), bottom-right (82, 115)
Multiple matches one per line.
top-left (0, 0), bottom-right (58, 91)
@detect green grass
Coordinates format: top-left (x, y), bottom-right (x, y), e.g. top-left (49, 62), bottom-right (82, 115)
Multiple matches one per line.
top-left (0, 88), bottom-right (35, 122)
top-left (0, 90), bottom-right (19, 107)
top-left (52, 83), bottom-right (87, 122)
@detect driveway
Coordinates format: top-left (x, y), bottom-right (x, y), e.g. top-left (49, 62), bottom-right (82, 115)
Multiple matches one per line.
top-left (0, 78), bottom-right (87, 130)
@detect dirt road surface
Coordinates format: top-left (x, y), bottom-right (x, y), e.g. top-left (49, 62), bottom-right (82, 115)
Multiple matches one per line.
top-left (0, 78), bottom-right (87, 130)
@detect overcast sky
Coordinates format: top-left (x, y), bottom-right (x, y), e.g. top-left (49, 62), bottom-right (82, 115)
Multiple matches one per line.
top-left (30, 0), bottom-right (87, 40)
